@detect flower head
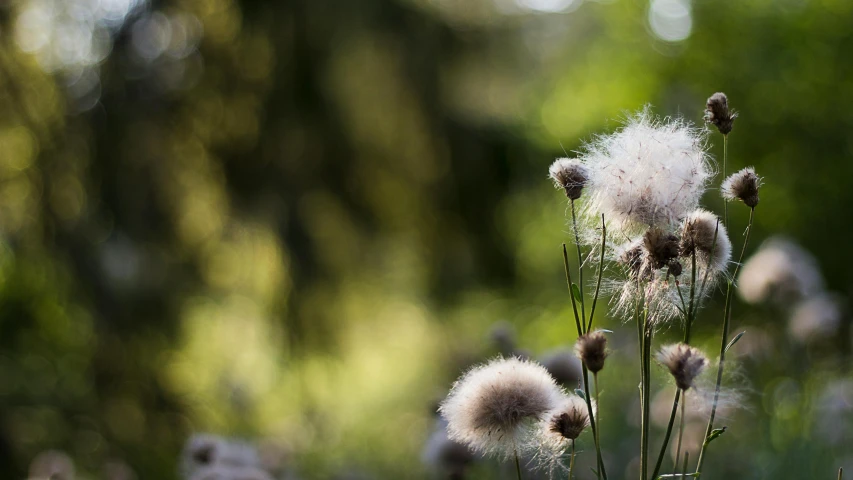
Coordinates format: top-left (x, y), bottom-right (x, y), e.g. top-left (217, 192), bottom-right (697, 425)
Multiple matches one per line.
top-left (679, 209), bottom-right (731, 274)
top-left (657, 344), bottom-right (708, 391)
top-left (705, 92), bottom-right (737, 135)
top-left (721, 167), bottom-right (761, 208)
top-left (574, 331), bottom-right (608, 373)
top-left (738, 236), bottom-right (824, 305)
top-left (580, 108), bottom-right (712, 228)
top-left (439, 357), bottom-right (564, 458)
top-left (549, 158), bottom-right (589, 200)
top-left (545, 395), bottom-right (591, 441)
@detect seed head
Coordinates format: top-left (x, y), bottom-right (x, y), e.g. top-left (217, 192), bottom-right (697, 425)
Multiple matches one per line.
top-left (619, 241), bottom-right (645, 279)
top-left (579, 108), bottom-right (712, 227)
top-left (546, 395), bottom-right (591, 441)
top-left (574, 331), bottom-right (608, 373)
top-left (549, 158), bottom-right (589, 200)
top-left (721, 167), bottom-right (761, 208)
top-left (657, 344), bottom-right (708, 391)
top-left (705, 92), bottom-right (737, 135)
top-left (738, 236), bottom-right (824, 305)
top-left (29, 450), bottom-right (75, 480)
top-left (439, 357), bottom-right (564, 458)
top-left (679, 209), bottom-right (731, 273)
top-left (644, 228), bottom-right (680, 270)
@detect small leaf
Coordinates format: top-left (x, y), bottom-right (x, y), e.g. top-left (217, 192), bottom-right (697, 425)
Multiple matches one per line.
top-left (574, 389), bottom-right (586, 400)
top-left (599, 329), bottom-right (614, 334)
top-left (725, 331), bottom-right (746, 353)
top-left (571, 283), bottom-right (582, 303)
top-left (705, 426), bottom-right (727, 445)
top-left (590, 468), bottom-right (599, 476)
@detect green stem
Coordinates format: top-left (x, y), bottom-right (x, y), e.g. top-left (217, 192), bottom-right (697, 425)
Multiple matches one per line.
top-left (722, 134), bottom-right (728, 228)
top-left (686, 251), bottom-right (697, 342)
top-left (588, 214), bottom-right (607, 332)
top-left (594, 373), bottom-right (602, 455)
top-left (571, 200), bottom-right (587, 331)
top-left (562, 244), bottom-right (583, 337)
top-left (674, 393), bottom-right (687, 472)
top-left (569, 439), bottom-right (576, 480)
top-left (681, 452), bottom-right (690, 480)
top-left (839, 467), bottom-right (843, 480)
top-left (651, 389), bottom-right (681, 480)
top-left (695, 207), bottom-right (755, 477)
top-left (515, 449), bottom-right (523, 480)
top-left (641, 306), bottom-right (651, 480)
top-left (582, 363), bottom-right (606, 480)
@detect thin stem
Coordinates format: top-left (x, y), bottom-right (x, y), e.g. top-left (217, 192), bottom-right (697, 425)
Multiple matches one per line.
top-left (571, 200), bottom-right (586, 331)
top-left (686, 251), bottom-right (697, 342)
top-left (651, 389), bottom-right (681, 480)
top-left (681, 452), bottom-right (690, 480)
top-left (588, 214), bottom-right (607, 332)
top-left (674, 393), bottom-right (687, 472)
top-left (562, 244), bottom-right (583, 336)
top-left (515, 449), bottom-right (523, 480)
top-left (568, 439), bottom-right (576, 480)
top-left (641, 306), bottom-right (651, 480)
top-left (582, 363), bottom-right (606, 480)
top-left (722, 134), bottom-right (728, 227)
top-left (695, 208), bottom-right (755, 477)
top-left (839, 467), bottom-right (844, 480)
top-left (594, 373), bottom-right (602, 457)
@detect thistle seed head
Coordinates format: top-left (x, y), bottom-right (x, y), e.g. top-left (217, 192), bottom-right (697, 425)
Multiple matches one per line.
top-left (439, 357), bottom-right (564, 458)
top-left (547, 396), bottom-right (591, 441)
top-left (721, 167), bottom-right (761, 208)
top-left (680, 209), bottom-right (731, 274)
top-left (574, 331), bottom-right (608, 374)
top-left (705, 92), bottom-right (737, 135)
top-left (549, 158), bottom-right (589, 200)
top-left (657, 343), bottom-right (708, 391)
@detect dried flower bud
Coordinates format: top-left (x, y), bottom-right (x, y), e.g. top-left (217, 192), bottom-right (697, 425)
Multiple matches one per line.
top-left (657, 343), bottom-right (708, 391)
top-left (549, 158), bottom-right (589, 200)
top-left (705, 92), bottom-right (737, 135)
top-left (643, 228), bottom-right (679, 270)
top-left (721, 167), bottom-right (761, 208)
top-left (667, 259), bottom-right (683, 277)
top-left (574, 330), bottom-right (608, 373)
top-left (620, 243), bottom-right (645, 278)
top-left (547, 396), bottom-right (591, 441)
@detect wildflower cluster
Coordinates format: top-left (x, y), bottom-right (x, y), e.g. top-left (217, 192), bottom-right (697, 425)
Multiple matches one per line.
top-left (436, 93), bottom-right (764, 480)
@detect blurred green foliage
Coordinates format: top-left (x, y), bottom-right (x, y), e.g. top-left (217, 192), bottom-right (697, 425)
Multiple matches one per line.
top-left (0, 0), bottom-right (852, 478)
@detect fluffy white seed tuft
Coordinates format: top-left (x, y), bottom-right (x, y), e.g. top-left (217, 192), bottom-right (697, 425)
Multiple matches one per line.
top-left (579, 108), bottom-right (713, 229)
top-left (680, 209), bottom-right (732, 274)
top-left (549, 158), bottom-right (590, 200)
top-left (738, 236), bottom-right (824, 305)
top-left (439, 357), bottom-right (564, 459)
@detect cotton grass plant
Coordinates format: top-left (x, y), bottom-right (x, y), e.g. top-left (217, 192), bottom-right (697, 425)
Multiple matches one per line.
top-left (437, 93), bottom-right (765, 480)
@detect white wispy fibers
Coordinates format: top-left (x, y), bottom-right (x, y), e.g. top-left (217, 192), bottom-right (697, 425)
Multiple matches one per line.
top-left (788, 292), bottom-right (843, 343)
top-left (579, 108), bottom-right (713, 230)
top-left (605, 239), bottom-right (683, 326)
top-left (439, 357), bottom-right (564, 459)
top-left (679, 209), bottom-right (732, 275)
top-left (738, 236), bottom-right (824, 305)
top-left (529, 394), bottom-right (594, 475)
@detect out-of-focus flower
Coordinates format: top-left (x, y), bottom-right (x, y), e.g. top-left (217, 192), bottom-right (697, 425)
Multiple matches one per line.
top-left (738, 236), bottom-right (824, 305)
top-left (29, 450), bottom-right (75, 480)
top-left (788, 292), bottom-right (843, 343)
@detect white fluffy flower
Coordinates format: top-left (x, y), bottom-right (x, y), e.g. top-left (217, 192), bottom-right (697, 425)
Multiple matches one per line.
top-left (788, 293), bottom-right (842, 343)
top-left (528, 394), bottom-right (594, 474)
top-left (580, 109), bottom-right (713, 229)
top-left (439, 357), bottom-right (564, 459)
top-left (680, 209), bottom-right (732, 275)
top-left (738, 236), bottom-right (823, 305)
